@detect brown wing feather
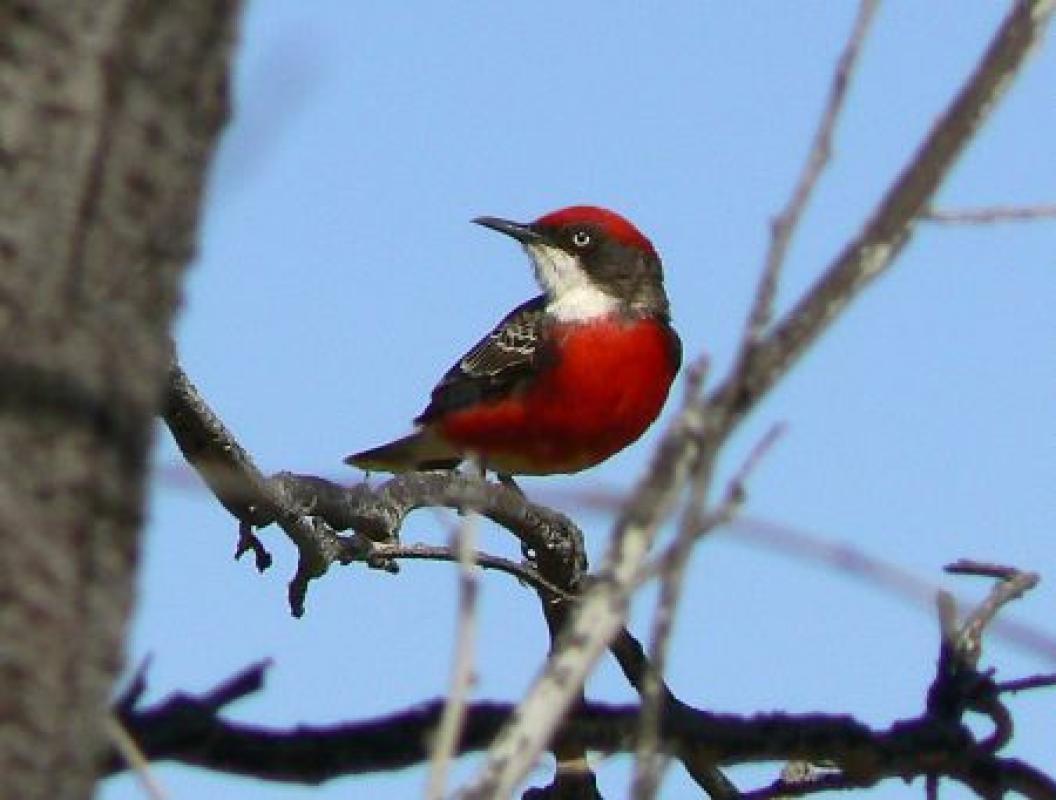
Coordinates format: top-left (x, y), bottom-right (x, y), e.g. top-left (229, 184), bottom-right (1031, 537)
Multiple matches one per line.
top-left (415, 295), bottom-right (548, 425)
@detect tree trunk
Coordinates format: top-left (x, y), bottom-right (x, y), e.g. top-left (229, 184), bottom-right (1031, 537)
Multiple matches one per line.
top-left (0, 2), bottom-right (241, 797)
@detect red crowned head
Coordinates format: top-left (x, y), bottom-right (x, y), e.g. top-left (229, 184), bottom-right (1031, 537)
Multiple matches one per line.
top-left (532, 206), bottom-right (657, 258)
top-left (473, 205), bottom-right (669, 320)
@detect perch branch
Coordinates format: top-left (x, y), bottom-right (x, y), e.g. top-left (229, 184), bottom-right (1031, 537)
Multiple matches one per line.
top-left (164, 361), bottom-right (727, 792)
top-left (164, 361), bottom-right (589, 615)
top-left (164, 363), bottom-right (350, 615)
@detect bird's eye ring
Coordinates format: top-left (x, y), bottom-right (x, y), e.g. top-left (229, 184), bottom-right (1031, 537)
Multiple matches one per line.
top-left (572, 230), bottom-right (592, 248)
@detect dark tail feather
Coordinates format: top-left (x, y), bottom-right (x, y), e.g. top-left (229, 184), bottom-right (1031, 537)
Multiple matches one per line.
top-left (344, 430), bottom-right (462, 473)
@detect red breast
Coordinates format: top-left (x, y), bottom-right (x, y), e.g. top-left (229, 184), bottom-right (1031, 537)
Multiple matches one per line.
top-left (437, 316), bottom-right (678, 475)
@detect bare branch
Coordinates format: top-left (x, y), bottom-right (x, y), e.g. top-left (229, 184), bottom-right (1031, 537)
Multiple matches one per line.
top-left (108, 664), bottom-right (1056, 800)
top-left (541, 488), bottom-right (1056, 664)
top-left (108, 557), bottom-right (1051, 796)
top-left (945, 559), bottom-right (1024, 581)
top-left (711, 0), bottom-right (1056, 425)
top-left (427, 513), bottom-right (481, 800)
top-left (728, 517), bottom-right (1056, 662)
top-left (165, 360), bottom-right (734, 791)
top-left (164, 362), bottom-right (351, 616)
top-left (201, 661), bottom-right (272, 710)
top-left (632, 422), bottom-right (785, 798)
top-left (738, 0), bottom-right (881, 350)
top-left (362, 542), bottom-right (574, 602)
top-left (927, 564), bottom-right (1040, 766)
top-left (164, 361), bottom-right (590, 616)
top-left (740, 766), bottom-right (851, 800)
top-left (996, 673), bottom-right (1056, 694)
top-left (922, 204), bottom-right (1056, 223)
top-left (266, 469), bottom-right (591, 610)
top-left (461, 5), bottom-right (1056, 793)
top-left (943, 561), bottom-right (1040, 668)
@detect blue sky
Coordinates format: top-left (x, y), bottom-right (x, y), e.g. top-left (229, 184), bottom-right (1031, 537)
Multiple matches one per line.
top-left (103, 4), bottom-right (1055, 798)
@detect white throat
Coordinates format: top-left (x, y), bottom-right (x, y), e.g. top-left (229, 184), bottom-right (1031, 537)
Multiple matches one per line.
top-left (525, 243), bottom-right (618, 322)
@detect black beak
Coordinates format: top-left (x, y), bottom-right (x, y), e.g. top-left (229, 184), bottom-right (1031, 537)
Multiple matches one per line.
top-left (472, 216), bottom-right (544, 245)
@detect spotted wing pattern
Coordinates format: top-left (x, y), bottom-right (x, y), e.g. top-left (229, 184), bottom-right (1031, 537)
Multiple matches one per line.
top-left (415, 295), bottom-right (548, 425)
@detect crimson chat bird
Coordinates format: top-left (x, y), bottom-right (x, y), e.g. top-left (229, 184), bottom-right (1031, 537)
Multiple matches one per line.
top-left (346, 206), bottom-right (681, 480)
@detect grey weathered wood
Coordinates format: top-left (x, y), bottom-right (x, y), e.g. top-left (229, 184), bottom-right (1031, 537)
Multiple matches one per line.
top-left (0, 2), bottom-right (241, 797)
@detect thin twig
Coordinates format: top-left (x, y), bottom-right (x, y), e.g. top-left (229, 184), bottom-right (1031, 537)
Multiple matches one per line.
top-left (681, 353), bottom-right (711, 405)
top-left (927, 565), bottom-right (1039, 757)
top-left (729, 517), bottom-right (1056, 662)
top-left (105, 715), bottom-right (168, 800)
top-left (200, 659), bottom-right (272, 709)
top-left (945, 559), bottom-right (1022, 580)
top-left (608, 630), bottom-right (740, 798)
top-left (630, 394), bottom-right (720, 799)
top-left (427, 512), bottom-right (481, 800)
top-left (724, 422), bottom-right (788, 504)
top-left (921, 204), bottom-right (1056, 223)
top-left (361, 542), bottom-right (574, 602)
top-left (737, 0), bottom-right (881, 351)
top-left (235, 520), bottom-right (273, 572)
top-left (631, 423), bottom-right (784, 799)
top-left (996, 673), bottom-right (1056, 694)
top-left (948, 562), bottom-right (1040, 668)
top-left (638, 425), bottom-right (787, 584)
top-left (547, 485), bottom-right (1056, 665)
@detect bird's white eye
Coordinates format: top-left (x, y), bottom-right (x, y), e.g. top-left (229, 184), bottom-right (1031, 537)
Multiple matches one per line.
top-left (572, 230), bottom-right (592, 248)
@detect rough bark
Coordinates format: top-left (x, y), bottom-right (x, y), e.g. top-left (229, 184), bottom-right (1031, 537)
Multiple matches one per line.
top-left (0, 2), bottom-right (241, 797)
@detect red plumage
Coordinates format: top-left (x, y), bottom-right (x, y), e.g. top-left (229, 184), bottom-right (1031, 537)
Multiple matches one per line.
top-left (437, 316), bottom-right (678, 474)
top-left (346, 205), bottom-right (680, 478)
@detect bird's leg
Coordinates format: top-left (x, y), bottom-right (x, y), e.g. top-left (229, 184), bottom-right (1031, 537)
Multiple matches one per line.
top-left (521, 543), bottom-right (538, 569)
top-left (452, 457), bottom-right (488, 516)
top-left (494, 474), bottom-right (536, 564)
